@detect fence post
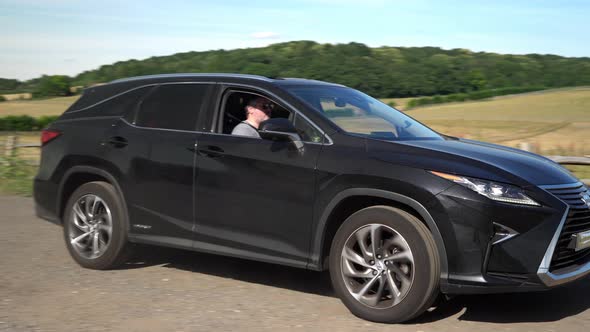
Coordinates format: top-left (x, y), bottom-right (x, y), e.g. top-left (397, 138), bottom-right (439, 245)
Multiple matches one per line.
top-left (4, 135), bottom-right (18, 158)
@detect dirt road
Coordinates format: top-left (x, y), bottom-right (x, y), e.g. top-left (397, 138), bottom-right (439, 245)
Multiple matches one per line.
top-left (1, 195), bottom-right (589, 331)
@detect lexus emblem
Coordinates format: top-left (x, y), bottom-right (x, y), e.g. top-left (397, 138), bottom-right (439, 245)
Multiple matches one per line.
top-left (582, 193), bottom-right (590, 208)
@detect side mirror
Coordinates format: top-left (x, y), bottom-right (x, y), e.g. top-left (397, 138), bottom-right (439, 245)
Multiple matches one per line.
top-left (259, 118), bottom-right (304, 151)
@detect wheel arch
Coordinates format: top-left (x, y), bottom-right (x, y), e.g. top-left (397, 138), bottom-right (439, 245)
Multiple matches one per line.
top-left (309, 188), bottom-right (449, 281)
top-left (57, 165), bottom-right (129, 231)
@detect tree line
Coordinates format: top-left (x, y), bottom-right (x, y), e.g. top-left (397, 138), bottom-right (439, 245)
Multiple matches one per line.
top-left (2, 41), bottom-right (590, 98)
top-left (0, 76), bottom-right (72, 98)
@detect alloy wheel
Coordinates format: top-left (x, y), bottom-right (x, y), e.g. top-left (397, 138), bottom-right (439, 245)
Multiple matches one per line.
top-left (340, 223), bottom-right (415, 309)
top-left (68, 194), bottom-right (113, 259)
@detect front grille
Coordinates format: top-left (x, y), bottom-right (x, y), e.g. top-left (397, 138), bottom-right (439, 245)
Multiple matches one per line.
top-left (546, 183), bottom-right (590, 272)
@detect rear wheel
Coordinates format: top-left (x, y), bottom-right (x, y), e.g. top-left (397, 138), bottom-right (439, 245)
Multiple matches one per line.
top-left (329, 205), bottom-right (440, 323)
top-left (63, 181), bottom-right (132, 270)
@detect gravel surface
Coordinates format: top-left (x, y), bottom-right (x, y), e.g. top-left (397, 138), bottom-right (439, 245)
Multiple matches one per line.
top-left (1, 195), bottom-right (590, 331)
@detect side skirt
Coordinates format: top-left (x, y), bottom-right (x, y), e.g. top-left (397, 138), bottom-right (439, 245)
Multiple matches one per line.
top-left (128, 234), bottom-right (309, 270)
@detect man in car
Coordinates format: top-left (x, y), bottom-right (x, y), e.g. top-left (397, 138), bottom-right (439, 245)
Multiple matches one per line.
top-left (231, 97), bottom-right (273, 138)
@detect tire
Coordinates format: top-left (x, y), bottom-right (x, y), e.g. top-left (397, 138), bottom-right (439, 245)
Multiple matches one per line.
top-left (63, 181), bottom-right (133, 270)
top-left (329, 205), bottom-right (440, 323)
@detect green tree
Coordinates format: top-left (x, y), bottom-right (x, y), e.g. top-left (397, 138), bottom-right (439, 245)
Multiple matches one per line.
top-left (468, 70), bottom-right (487, 91)
top-left (34, 75), bottom-right (72, 97)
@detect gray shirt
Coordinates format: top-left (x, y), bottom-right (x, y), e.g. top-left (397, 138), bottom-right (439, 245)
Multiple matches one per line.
top-left (231, 121), bottom-right (260, 138)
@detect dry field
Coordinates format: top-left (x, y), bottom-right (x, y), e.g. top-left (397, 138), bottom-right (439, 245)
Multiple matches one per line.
top-left (406, 87), bottom-right (590, 156)
top-left (0, 95), bottom-right (79, 117)
top-left (1, 92), bottom-right (33, 101)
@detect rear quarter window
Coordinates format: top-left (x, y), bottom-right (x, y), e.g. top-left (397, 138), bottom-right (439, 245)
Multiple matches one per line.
top-left (61, 86), bottom-right (153, 120)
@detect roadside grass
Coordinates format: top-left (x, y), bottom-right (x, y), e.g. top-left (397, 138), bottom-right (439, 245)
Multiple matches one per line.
top-left (0, 157), bottom-right (37, 196)
top-left (0, 133), bottom-right (40, 196)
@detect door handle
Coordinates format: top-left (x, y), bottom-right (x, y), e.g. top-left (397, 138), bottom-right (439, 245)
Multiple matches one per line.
top-left (197, 145), bottom-right (225, 158)
top-left (106, 136), bottom-right (128, 148)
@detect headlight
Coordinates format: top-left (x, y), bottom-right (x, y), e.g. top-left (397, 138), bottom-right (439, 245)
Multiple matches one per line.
top-left (430, 171), bottom-right (540, 206)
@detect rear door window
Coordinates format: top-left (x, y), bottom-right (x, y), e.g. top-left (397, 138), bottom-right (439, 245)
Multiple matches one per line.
top-left (135, 84), bottom-right (212, 131)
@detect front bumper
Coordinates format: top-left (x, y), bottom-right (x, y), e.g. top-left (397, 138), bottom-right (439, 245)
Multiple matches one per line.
top-left (434, 181), bottom-right (590, 294)
top-left (536, 182), bottom-right (590, 287)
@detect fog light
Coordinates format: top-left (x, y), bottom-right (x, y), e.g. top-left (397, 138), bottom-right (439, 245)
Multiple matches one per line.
top-left (492, 222), bottom-right (519, 245)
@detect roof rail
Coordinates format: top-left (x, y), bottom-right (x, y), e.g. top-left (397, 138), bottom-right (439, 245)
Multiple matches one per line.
top-left (110, 73), bottom-right (274, 84)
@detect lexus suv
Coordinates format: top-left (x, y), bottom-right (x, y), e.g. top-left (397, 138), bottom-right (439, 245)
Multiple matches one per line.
top-left (34, 74), bottom-right (590, 323)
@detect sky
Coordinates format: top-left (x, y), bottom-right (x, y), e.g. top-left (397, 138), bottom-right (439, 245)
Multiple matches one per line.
top-left (1, 0), bottom-right (589, 80)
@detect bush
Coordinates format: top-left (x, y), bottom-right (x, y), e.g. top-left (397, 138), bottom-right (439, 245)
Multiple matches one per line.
top-left (431, 95), bottom-right (443, 104)
top-left (36, 115), bottom-right (59, 130)
top-left (0, 115), bottom-right (59, 131)
top-left (406, 99), bottom-right (418, 109)
top-left (405, 86), bottom-right (546, 109)
top-left (0, 115), bottom-right (35, 131)
top-left (445, 93), bottom-right (468, 102)
top-left (0, 95), bottom-right (6, 102)
top-left (469, 90), bottom-right (495, 100)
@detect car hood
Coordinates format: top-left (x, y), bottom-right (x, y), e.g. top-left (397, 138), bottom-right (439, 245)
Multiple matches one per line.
top-left (368, 137), bottom-right (578, 186)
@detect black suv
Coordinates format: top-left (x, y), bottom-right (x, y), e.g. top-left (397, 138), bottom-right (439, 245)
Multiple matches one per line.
top-left (34, 74), bottom-right (590, 323)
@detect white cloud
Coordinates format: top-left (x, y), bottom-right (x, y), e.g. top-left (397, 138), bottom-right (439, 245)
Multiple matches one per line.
top-left (250, 31), bottom-right (281, 39)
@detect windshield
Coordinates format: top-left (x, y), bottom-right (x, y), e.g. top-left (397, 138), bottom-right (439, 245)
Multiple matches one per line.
top-left (285, 86), bottom-right (442, 141)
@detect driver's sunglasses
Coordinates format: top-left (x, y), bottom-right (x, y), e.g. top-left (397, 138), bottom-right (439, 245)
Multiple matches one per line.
top-left (258, 103), bottom-right (273, 111)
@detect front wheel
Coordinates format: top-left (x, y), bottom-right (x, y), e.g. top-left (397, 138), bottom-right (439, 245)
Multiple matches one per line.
top-left (329, 205), bottom-right (440, 323)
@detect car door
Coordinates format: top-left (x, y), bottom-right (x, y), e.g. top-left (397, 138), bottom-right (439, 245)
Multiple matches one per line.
top-left (193, 87), bottom-right (327, 267)
top-left (107, 82), bottom-right (214, 246)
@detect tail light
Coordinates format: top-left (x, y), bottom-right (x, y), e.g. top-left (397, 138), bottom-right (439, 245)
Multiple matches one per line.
top-left (41, 129), bottom-right (61, 146)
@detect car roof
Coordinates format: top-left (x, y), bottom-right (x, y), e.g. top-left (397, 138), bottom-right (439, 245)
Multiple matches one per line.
top-left (110, 73), bottom-right (344, 87)
top-left (70, 73), bottom-right (345, 112)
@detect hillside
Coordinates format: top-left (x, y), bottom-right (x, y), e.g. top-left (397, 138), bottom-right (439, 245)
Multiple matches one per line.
top-left (2, 41), bottom-right (590, 98)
